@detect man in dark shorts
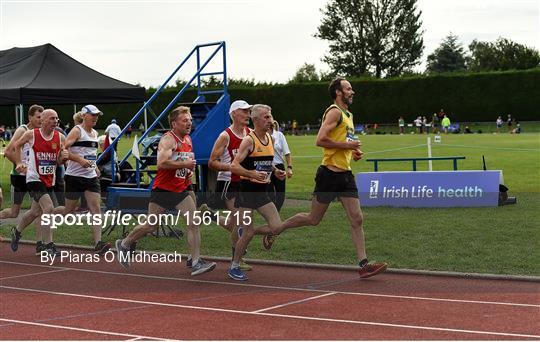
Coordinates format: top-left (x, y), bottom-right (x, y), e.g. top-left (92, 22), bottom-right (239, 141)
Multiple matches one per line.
top-left (2, 106), bottom-right (45, 253)
top-left (256, 78), bottom-right (388, 279)
top-left (207, 100), bottom-right (252, 270)
top-left (227, 104), bottom-right (287, 281)
top-left (1, 105), bottom-right (43, 221)
top-left (10, 109), bottom-right (68, 257)
top-left (115, 106), bottom-right (216, 276)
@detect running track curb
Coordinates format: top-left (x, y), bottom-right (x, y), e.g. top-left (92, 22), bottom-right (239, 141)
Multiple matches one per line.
top-left (6, 240), bottom-right (540, 283)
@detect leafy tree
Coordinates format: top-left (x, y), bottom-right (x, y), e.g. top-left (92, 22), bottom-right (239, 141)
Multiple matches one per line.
top-left (468, 37), bottom-right (540, 71)
top-left (316, 0), bottom-right (424, 78)
top-left (291, 63), bottom-right (320, 83)
top-left (426, 33), bottom-right (467, 73)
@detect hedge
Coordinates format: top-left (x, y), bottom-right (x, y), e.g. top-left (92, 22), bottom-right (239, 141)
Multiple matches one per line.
top-left (1, 68), bottom-right (538, 128)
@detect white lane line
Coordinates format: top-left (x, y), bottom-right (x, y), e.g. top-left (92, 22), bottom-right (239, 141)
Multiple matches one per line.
top-left (2, 285), bottom-right (539, 339)
top-left (0, 318), bottom-right (169, 340)
top-left (252, 292), bottom-right (336, 313)
top-left (1, 260), bottom-right (538, 308)
top-left (0, 268), bottom-right (68, 281)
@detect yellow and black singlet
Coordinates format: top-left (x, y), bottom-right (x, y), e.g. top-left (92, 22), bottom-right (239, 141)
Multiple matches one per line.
top-left (241, 131), bottom-right (274, 184)
top-left (321, 103), bottom-right (356, 171)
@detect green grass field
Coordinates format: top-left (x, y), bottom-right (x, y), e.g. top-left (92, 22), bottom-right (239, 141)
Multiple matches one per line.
top-left (1, 132), bottom-right (539, 275)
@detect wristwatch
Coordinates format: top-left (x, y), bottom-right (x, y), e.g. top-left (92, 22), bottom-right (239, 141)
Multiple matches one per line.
top-left (287, 165), bottom-right (293, 170)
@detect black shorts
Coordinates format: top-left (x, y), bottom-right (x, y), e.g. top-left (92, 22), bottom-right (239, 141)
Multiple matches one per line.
top-left (65, 175), bottom-right (101, 200)
top-left (10, 174), bottom-right (28, 205)
top-left (235, 181), bottom-right (271, 209)
top-left (27, 182), bottom-right (55, 202)
top-left (150, 187), bottom-right (190, 211)
top-left (214, 180), bottom-right (240, 208)
top-left (313, 165), bottom-right (358, 204)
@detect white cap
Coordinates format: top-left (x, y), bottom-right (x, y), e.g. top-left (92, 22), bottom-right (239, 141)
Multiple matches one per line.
top-left (229, 100), bottom-right (251, 114)
top-left (81, 104), bottom-right (103, 115)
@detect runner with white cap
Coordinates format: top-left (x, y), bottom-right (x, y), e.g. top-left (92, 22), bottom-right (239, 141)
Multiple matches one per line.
top-left (207, 100), bottom-right (253, 270)
top-left (63, 104), bottom-right (111, 255)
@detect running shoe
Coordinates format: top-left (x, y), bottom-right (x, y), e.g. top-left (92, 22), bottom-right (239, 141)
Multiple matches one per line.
top-left (262, 234), bottom-right (277, 250)
top-left (228, 266), bottom-right (248, 281)
top-left (35, 241), bottom-right (46, 256)
top-left (191, 259), bottom-right (216, 276)
top-left (10, 227), bottom-right (21, 252)
top-left (94, 241), bottom-right (112, 255)
top-left (115, 239), bottom-right (130, 268)
top-left (45, 242), bottom-right (61, 257)
top-left (358, 262), bottom-right (388, 279)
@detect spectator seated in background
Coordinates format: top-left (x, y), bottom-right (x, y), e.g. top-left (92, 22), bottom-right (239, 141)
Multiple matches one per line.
top-left (511, 123), bottom-right (522, 134)
top-left (140, 133), bottom-right (163, 156)
top-left (464, 126), bottom-right (473, 134)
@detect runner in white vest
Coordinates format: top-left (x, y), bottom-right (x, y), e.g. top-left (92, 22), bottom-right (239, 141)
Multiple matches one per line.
top-left (63, 104), bottom-right (111, 255)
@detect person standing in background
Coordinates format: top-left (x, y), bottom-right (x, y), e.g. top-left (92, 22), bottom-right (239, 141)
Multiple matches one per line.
top-left (269, 120), bottom-right (293, 212)
top-left (496, 116), bottom-right (503, 133)
top-left (105, 118), bottom-right (122, 150)
top-left (507, 114), bottom-right (513, 132)
top-left (398, 116), bottom-right (405, 135)
top-left (441, 115), bottom-right (451, 134)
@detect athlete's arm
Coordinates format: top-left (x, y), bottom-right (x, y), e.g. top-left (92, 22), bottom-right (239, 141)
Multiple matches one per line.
top-left (231, 136), bottom-right (267, 182)
top-left (316, 108), bottom-right (360, 150)
top-left (64, 126), bottom-right (80, 149)
top-left (4, 126), bottom-right (27, 163)
top-left (208, 131), bottom-right (230, 172)
top-left (58, 133), bottom-right (69, 164)
top-left (156, 134), bottom-right (195, 170)
top-left (12, 130), bottom-right (33, 172)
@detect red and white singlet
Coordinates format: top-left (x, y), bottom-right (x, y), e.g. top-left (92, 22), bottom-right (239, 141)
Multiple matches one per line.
top-left (152, 131), bottom-right (194, 193)
top-left (26, 129), bottom-right (61, 187)
top-left (217, 126), bottom-right (250, 182)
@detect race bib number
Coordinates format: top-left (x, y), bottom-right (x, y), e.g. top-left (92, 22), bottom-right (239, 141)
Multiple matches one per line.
top-left (255, 162), bottom-right (272, 183)
top-left (38, 160), bottom-right (55, 175)
top-left (175, 152), bottom-right (194, 179)
top-left (175, 168), bottom-right (188, 179)
top-left (84, 155), bottom-right (97, 168)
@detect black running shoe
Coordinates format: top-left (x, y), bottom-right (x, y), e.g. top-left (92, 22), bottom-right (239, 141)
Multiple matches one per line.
top-left (46, 242), bottom-right (61, 257)
top-left (94, 241), bottom-right (112, 255)
top-left (10, 227), bottom-right (21, 252)
top-left (35, 241), bottom-right (46, 256)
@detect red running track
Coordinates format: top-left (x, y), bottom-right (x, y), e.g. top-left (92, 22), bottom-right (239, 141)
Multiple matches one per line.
top-left (0, 243), bottom-right (539, 340)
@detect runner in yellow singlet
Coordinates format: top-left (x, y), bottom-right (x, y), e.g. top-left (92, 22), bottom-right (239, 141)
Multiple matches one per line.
top-left (257, 77), bottom-right (388, 279)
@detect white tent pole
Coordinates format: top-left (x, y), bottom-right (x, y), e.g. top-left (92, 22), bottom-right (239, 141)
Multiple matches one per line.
top-left (19, 104), bottom-right (24, 127)
top-left (73, 103), bottom-right (77, 113)
top-left (427, 136), bottom-right (433, 171)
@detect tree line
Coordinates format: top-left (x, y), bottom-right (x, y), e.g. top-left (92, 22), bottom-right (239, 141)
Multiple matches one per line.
top-left (293, 0), bottom-right (539, 82)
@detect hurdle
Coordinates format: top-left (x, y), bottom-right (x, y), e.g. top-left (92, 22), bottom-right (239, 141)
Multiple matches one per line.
top-left (366, 156), bottom-right (466, 172)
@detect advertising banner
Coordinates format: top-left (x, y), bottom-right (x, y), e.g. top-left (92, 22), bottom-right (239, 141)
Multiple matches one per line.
top-left (356, 170), bottom-right (502, 207)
